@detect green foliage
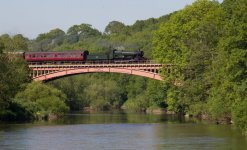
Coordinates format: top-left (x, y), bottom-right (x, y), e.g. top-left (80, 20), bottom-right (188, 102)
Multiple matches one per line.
top-left (84, 77), bottom-right (121, 110)
top-left (0, 34), bottom-right (29, 51)
top-left (15, 82), bottom-right (69, 119)
top-left (0, 53), bottom-right (31, 120)
top-left (152, 0), bottom-right (247, 134)
top-left (206, 0), bottom-right (247, 133)
top-left (126, 76), bottom-right (147, 99)
top-left (36, 28), bottom-right (65, 42)
top-left (104, 21), bottom-right (127, 35)
top-left (232, 100), bottom-right (247, 135)
top-left (122, 94), bottom-right (148, 111)
top-left (153, 0), bottom-right (223, 79)
top-left (123, 78), bottom-right (167, 111)
top-left (49, 76), bottom-right (89, 110)
top-left (153, 0), bottom-right (224, 114)
top-left (145, 80), bottom-right (167, 108)
top-left (34, 28), bottom-right (65, 51)
top-left (67, 24), bottom-right (101, 37)
top-left (50, 74), bottom-right (128, 111)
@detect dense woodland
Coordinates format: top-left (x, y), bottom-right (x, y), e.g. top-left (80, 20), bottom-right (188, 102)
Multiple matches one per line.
top-left (0, 0), bottom-right (246, 134)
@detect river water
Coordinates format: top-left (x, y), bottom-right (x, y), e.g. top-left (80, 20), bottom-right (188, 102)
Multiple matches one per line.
top-left (0, 111), bottom-right (246, 150)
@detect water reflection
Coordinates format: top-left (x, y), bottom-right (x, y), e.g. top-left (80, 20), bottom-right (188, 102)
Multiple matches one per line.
top-left (0, 112), bottom-right (246, 150)
top-left (51, 111), bottom-right (188, 125)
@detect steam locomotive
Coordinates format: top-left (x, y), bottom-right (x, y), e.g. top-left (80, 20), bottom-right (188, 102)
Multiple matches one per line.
top-left (23, 49), bottom-right (146, 64)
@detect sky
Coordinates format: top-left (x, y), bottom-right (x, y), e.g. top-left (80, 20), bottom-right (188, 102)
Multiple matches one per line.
top-left (0, 0), bottom-right (223, 39)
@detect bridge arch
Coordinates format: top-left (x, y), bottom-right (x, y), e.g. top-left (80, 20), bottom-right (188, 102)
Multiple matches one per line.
top-left (33, 67), bottom-right (163, 81)
top-left (29, 62), bottom-right (167, 82)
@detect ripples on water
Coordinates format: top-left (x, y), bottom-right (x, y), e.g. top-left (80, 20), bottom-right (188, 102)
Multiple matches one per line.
top-left (0, 112), bottom-right (246, 150)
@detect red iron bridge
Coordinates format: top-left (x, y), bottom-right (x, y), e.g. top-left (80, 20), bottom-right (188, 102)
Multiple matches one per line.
top-left (29, 61), bottom-right (171, 82)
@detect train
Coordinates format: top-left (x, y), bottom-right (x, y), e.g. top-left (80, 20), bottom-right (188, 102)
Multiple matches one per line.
top-left (23, 49), bottom-right (146, 64)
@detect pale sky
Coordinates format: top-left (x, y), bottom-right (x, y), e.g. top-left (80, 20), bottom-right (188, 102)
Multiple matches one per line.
top-left (0, 0), bottom-right (223, 39)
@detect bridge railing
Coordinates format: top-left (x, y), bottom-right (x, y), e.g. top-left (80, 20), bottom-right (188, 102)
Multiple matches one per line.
top-left (28, 60), bottom-right (167, 68)
top-left (28, 60), bottom-right (159, 65)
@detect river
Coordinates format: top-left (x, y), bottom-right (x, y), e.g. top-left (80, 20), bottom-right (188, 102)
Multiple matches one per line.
top-left (0, 111), bottom-right (246, 150)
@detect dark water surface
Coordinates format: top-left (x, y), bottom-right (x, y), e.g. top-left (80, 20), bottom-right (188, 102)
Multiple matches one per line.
top-left (0, 112), bottom-right (246, 150)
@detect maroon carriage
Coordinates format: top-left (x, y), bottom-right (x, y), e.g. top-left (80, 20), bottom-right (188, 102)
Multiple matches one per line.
top-left (24, 51), bottom-right (89, 63)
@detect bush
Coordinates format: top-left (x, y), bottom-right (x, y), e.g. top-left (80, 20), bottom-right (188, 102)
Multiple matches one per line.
top-left (232, 100), bottom-right (247, 135)
top-left (14, 82), bottom-right (69, 120)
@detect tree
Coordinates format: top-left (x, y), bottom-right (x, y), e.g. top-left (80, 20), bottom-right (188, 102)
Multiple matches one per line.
top-left (35, 28), bottom-right (65, 51)
top-left (145, 80), bottom-right (167, 108)
top-left (15, 82), bottom-right (69, 119)
top-left (49, 76), bottom-right (90, 110)
top-left (0, 53), bottom-right (31, 120)
top-left (104, 21), bottom-right (127, 35)
top-left (0, 34), bottom-right (14, 51)
top-left (0, 40), bottom-right (4, 53)
top-left (67, 23), bottom-right (101, 39)
top-left (207, 0), bottom-right (247, 130)
top-left (84, 79), bottom-right (121, 110)
top-left (152, 0), bottom-right (224, 114)
top-left (12, 34), bottom-right (29, 50)
top-left (36, 28), bottom-right (65, 42)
